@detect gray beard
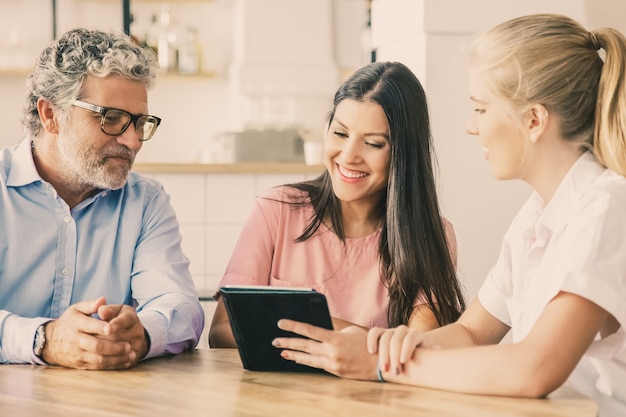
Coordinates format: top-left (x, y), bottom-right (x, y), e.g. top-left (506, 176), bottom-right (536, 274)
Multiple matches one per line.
top-left (56, 132), bottom-right (135, 191)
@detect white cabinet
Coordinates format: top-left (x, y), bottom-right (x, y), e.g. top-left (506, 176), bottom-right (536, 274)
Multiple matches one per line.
top-left (148, 169), bottom-right (321, 292)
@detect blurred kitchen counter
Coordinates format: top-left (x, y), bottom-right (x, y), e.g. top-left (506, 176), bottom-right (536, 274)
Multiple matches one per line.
top-left (132, 162), bottom-right (325, 174)
top-left (132, 162), bottom-right (325, 294)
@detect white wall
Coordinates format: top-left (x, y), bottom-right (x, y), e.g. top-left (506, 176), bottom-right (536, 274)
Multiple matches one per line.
top-left (0, 0), bottom-right (367, 161)
top-left (0, 0), bottom-right (239, 160)
top-left (371, 0), bottom-right (626, 301)
top-left (2, 0), bottom-right (625, 309)
top-left (0, 0), bottom-right (54, 147)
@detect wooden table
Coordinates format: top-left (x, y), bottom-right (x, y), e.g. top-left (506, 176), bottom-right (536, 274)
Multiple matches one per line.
top-left (0, 349), bottom-right (597, 417)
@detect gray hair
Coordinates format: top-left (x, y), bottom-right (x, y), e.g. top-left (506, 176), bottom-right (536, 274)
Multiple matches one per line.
top-left (23, 28), bottom-right (159, 138)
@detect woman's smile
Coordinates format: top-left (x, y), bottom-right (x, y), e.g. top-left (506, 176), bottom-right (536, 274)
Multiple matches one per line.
top-left (337, 164), bottom-right (369, 181)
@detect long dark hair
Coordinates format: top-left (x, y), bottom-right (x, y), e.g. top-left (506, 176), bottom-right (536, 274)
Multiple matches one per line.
top-left (284, 62), bottom-right (465, 327)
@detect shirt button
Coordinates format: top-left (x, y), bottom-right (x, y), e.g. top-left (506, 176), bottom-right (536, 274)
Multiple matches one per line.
top-left (62, 268), bottom-right (70, 276)
top-left (63, 215), bottom-right (71, 223)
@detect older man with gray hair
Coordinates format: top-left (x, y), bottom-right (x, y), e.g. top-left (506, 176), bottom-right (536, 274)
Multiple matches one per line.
top-left (0, 28), bottom-right (204, 369)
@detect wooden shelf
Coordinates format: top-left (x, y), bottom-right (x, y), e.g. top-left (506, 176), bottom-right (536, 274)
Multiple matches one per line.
top-left (132, 162), bottom-right (325, 175)
top-left (157, 71), bottom-right (217, 80)
top-left (0, 69), bottom-right (215, 80)
top-left (0, 69), bottom-right (31, 77)
top-left (71, 0), bottom-right (216, 38)
top-left (130, 0), bottom-right (215, 2)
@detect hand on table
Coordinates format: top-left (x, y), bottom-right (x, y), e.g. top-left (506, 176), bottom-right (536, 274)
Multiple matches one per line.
top-left (97, 300), bottom-right (150, 364)
top-left (272, 320), bottom-right (378, 380)
top-left (368, 325), bottom-right (426, 376)
top-left (42, 296), bottom-right (148, 370)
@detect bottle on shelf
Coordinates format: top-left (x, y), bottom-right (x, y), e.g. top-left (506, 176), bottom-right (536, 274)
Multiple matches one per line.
top-left (157, 3), bottom-right (179, 73)
top-left (178, 26), bottom-right (201, 75)
top-left (143, 13), bottom-right (159, 55)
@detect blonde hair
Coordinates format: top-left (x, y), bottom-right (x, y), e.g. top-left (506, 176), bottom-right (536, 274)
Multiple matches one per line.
top-left (469, 13), bottom-right (626, 176)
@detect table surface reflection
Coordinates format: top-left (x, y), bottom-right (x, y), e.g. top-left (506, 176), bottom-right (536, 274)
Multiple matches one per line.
top-left (0, 348), bottom-right (597, 417)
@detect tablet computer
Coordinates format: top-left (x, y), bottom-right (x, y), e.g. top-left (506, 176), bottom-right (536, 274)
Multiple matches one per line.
top-left (219, 285), bottom-right (333, 372)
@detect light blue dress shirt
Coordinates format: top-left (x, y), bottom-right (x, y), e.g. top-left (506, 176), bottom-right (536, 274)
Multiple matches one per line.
top-left (0, 138), bottom-right (205, 364)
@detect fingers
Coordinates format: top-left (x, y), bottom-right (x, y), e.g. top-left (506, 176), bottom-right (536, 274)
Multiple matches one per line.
top-left (388, 326), bottom-right (410, 373)
top-left (45, 299), bottom-right (144, 369)
top-left (400, 332), bottom-right (424, 363)
top-left (276, 321), bottom-right (427, 381)
top-left (78, 331), bottom-right (131, 355)
top-left (46, 320), bottom-right (136, 369)
top-left (367, 327), bottom-right (385, 353)
top-left (376, 326), bottom-right (401, 373)
top-left (368, 326), bottom-right (424, 375)
top-left (272, 321), bottom-right (321, 356)
top-left (95, 305), bottom-right (148, 362)
top-left (68, 340), bottom-right (136, 370)
top-left (277, 327), bottom-right (377, 380)
top-left (67, 300), bottom-right (110, 337)
top-left (271, 325), bottom-right (326, 372)
top-left (279, 348), bottom-right (320, 369)
top-left (97, 303), bottom-right (125, 323)
top-left (73, 297), bottom-right (107, 317)
top-left (276, 319), bottom-right (332, 343)
top-left (112, 309), bottom-right (148, 361)
top-left (101, 305), bottom-right (137, 336)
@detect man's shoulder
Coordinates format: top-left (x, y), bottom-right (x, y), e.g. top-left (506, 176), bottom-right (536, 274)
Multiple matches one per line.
top-left (122, 171), bottom-right (166, 199)
top-left (125, 171), bottom-right (162, 188)
top-left (0, 142), bottom-right (23, 183)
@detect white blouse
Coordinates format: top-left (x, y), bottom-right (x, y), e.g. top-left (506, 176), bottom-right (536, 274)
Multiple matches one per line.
top-left (478, 152), bottom-right (626, 412)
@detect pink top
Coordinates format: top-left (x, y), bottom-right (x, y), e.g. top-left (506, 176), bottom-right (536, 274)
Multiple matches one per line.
top-left (218, 186), bottom-right (453, 328)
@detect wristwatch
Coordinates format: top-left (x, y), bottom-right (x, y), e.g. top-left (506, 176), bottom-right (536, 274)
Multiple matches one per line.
top-left (33, 321), bottom-right (50, 361)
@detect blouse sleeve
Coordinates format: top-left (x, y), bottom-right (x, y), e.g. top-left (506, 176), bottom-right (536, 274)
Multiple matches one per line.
top-left (556, 183), bottom-right (626, 353)
top-left (477, 230), bottom-right (516, 327)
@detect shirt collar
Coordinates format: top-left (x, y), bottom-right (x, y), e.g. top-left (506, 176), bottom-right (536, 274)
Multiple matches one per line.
top-left (538, 151), bottom-right (606, 234)
top-left (6, 138), bottom-right (42, 188)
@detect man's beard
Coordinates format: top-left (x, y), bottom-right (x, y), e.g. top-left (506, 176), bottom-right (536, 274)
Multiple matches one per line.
top-left (57, 131), bottom-right (136, 191)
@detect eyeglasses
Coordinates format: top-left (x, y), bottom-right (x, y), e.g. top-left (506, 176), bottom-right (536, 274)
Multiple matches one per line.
top-left (71, 100), bottom-right (162, 141)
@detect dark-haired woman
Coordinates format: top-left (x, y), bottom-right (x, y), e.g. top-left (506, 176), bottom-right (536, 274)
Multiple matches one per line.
top-left (209, 61), bottom-right (465, 348)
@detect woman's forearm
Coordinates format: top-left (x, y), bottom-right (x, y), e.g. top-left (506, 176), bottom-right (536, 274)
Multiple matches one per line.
top-left (380, 342), bottom-right (559, 398)
top-left (420, 322), bottom-right (481, 349)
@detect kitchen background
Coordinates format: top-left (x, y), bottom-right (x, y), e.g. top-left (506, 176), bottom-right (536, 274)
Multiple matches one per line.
top-left (1, 0), bottom-right (624, 346)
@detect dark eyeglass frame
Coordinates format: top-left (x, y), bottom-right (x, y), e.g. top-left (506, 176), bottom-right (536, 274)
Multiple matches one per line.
top-left (71, 99), bottom-right (162, 141)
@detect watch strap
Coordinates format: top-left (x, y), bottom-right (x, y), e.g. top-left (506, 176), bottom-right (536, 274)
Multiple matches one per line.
top-left (33, 321), bottom-right (51, 363)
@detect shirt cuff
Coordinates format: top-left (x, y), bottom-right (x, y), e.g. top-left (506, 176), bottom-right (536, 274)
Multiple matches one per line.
top-left (138, 310), bottom-right (168, 360)
top-left (477, 275), bottom-right (511, 327)
top-left (2, 315), bottom-right (51, 364)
